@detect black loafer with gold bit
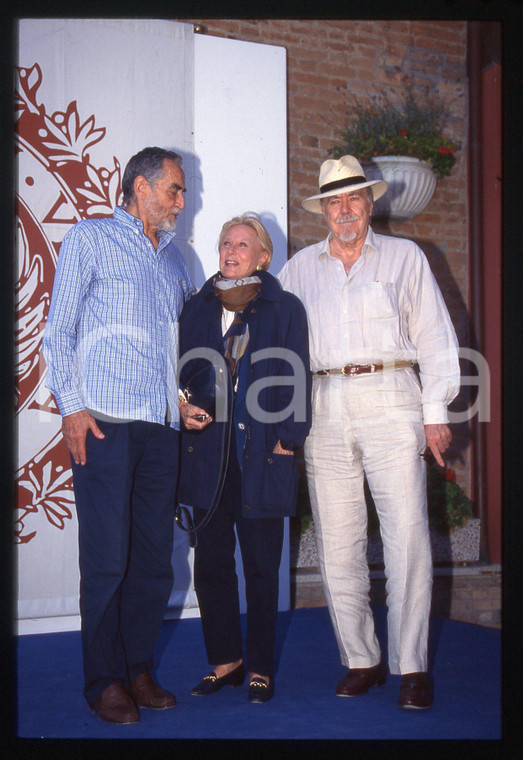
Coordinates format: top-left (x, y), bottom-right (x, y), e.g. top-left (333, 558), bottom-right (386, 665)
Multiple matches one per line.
top-left (248, 677), bottom-right (274, 704)
top-left (191, 663), bottom-right (245, 696)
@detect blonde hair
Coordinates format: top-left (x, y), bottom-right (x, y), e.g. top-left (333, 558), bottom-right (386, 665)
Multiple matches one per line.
top-left (218, 212), bottom-right (273, 270)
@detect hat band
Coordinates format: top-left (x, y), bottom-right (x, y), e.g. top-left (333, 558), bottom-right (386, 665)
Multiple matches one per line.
top-left (320, 175), bottom-right (367, 194)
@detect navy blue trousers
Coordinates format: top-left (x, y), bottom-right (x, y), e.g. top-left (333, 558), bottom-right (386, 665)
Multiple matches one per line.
top-left (193, 440), bottom-right (284, 677)
top-left (71, 418), bottom-right (179, 705)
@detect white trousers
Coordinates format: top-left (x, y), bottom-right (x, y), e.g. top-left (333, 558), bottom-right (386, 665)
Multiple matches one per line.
top-left (304, 369), bottom-right (432, 675)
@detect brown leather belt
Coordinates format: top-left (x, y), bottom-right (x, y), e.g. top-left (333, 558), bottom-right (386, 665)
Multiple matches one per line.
top-left (313, 360), bottom-right (414, 376)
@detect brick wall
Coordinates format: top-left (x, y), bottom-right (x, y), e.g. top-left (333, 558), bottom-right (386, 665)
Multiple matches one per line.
top-left (430, 569), bottom-right (502, 628)
top-left (293, 567), bottom-right (502, 629)
top-left (369, 568), bottom-right (502, 629)
top-left (175, 18), bottom-right (471, 494)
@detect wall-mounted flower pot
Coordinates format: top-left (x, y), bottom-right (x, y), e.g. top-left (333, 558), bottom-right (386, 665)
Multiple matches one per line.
top-left (364, 155), bottom-right (437, 220)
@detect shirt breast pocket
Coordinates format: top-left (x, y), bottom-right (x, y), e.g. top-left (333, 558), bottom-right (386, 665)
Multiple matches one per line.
top-left (356, 281), bottom-right (400, 355)
top-left (360, 281), bottom-right (398, 319)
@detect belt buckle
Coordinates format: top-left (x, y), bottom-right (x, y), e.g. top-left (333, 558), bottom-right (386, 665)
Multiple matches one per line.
top-left (369, 363), bottom-right (376, 373)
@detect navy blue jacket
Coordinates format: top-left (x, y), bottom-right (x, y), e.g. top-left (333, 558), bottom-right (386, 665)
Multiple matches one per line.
top-left (178, 270), bottom-right (311, 519)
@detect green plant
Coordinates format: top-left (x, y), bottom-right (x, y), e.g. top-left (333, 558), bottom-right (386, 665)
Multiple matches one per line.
top-left (365, 464), bottom-right (474, 534)
top-left (328, 90), bottom-right (460, 179)
top-left (426, 465), bottom-right (474, 532)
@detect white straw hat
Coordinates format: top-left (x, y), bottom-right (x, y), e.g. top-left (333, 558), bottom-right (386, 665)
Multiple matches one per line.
top-left (302, 155), bottom-right (388, 214)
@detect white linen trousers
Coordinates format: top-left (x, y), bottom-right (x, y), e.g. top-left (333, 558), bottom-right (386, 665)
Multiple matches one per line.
top-left (304, 367), bottom-right (432, 675)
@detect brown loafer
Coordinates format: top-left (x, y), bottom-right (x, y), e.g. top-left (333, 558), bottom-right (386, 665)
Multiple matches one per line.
top-left (90, 683), bottom-right (140, 724)
top-left (129, 672), bottom-right (176, 710)
top-left (336, 661), bottom-right (387, 697)
top-left (398, 672), bottom-right (433, 710)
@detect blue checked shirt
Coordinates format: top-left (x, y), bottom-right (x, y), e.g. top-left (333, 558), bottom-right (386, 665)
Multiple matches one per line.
top-left (43, 206), bottom-right (194, 429)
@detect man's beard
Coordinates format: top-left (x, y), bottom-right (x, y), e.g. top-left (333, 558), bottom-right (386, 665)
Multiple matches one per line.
top-left (145, 197), bottom-right (179, 232)
top-left (336, 215), bottom-right (359, 243)
top-left (157, 214), bottom-right (178, 233)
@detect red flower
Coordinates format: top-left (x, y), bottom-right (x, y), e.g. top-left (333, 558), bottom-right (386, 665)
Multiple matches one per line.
top-left (401, 128), bottom-right (407, 137)
top-left (444, 468), bottom-right (456, 481)
top-left (360, 132), bottom-right (365, 139)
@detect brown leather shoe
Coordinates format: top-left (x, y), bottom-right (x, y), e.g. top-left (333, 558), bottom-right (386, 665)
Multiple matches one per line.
top-left (398, 672), bottom-right (433, 710)
top-left (129, 672), bottom-right (176, 710)
top-left (336, 662), bottom-right (387, 697)
top-left (90, 683), bottom-right (140, 724)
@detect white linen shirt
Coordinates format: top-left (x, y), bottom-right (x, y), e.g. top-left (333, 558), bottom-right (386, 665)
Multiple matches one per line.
top-left (278, 227), bottom-right (460, 424)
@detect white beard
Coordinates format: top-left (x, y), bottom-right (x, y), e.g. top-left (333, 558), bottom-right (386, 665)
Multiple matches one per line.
top-left (339, 230), bottom-right (357, 243)
top-left (144, 196), bottom-right (179, 233)
top-left (158, 215), bottom-right (178, 233)
top-left (336, 215), bottom-right (360, 243)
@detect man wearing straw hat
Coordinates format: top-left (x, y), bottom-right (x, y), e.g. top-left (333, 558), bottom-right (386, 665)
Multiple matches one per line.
top-left (279, 155), bottom-right (460, 709)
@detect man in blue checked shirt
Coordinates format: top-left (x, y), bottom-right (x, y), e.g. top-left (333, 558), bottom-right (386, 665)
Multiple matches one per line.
top-left (43, 146), bottom-right (194, 724)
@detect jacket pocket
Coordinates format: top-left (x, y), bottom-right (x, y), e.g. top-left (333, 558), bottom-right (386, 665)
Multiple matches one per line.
top-left (260, 452), bottom-right (298, 515)
top-left (178, 436), bottom-right (221, 510)
top-left (178, 439), bottom-right (197, 506)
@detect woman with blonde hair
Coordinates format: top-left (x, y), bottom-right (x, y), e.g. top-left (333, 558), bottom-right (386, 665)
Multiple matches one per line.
top-left (178, 213), bottom-right (311, 703)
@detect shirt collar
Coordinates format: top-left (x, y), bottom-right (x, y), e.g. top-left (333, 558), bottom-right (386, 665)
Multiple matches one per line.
top-left (363, 226), bottom-right (378, 253)
top-left (317, 235), bottom-right (331, 259)
top-left (319, 226), bottom-right (378, 259)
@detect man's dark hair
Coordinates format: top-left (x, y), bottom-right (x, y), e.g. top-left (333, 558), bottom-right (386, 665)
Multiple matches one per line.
top-left (122, 147), bottom-right (182, 205)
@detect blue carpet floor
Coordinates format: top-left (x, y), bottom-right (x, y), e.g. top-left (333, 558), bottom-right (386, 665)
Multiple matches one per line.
top-left (15, 605), bottom-right (500, 742)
